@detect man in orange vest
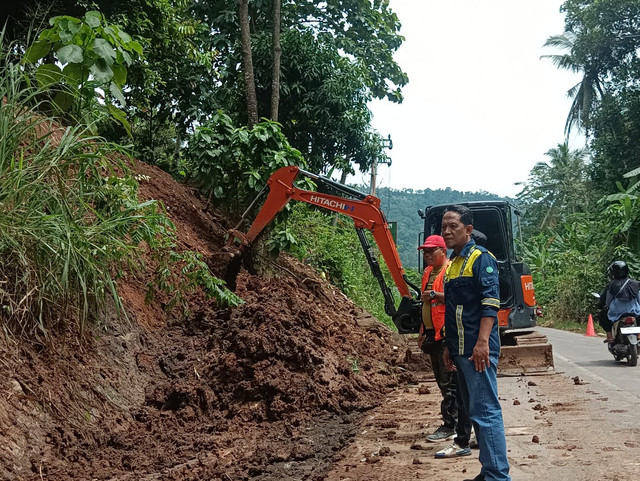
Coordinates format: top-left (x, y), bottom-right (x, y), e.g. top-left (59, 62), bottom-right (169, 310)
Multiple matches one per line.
top-left (418, 235), bottom-right (473, 456)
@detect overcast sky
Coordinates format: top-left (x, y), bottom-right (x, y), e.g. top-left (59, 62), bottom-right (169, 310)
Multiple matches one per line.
top-left (357, 0), bottom-right (583, 198)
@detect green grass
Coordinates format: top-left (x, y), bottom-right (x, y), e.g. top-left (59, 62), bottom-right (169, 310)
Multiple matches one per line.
top-left (0, 56), bottom-right (161, 338)
top-left (537, 317), bottom-right (604, 336)
top-left (0, 33), bottom-right (240, 340)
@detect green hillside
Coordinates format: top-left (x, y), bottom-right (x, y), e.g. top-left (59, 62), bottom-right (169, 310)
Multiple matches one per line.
top-left (375, 187), bottom-right (508, 269)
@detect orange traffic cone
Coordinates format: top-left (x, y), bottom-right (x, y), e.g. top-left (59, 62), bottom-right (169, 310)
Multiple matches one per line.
top-left (585, 314), bottom-right (597, 337)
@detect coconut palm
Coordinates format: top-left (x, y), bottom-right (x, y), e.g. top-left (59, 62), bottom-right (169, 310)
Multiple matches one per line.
top-left (517, 143), bottom-right (590, 230)
top-left (542, 32), bottom-right (605, 137)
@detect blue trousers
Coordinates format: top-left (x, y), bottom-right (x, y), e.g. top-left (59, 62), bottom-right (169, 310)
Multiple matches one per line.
top-left (454, 355), bottom-right (511, 481)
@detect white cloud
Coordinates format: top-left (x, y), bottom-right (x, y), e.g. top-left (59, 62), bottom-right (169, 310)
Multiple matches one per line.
top-left (362, 0), bottom-right (584, 198)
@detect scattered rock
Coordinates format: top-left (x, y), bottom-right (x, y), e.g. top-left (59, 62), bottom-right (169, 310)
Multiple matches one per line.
top-left (532, 435), bottom-right (540, 443)
top-left (418, 385), bottom-right (431, 395)
top-left (379, 420), bottom-right (400, 429)
top-left (527, 380), bottom-right (537, 386)
top-left (513, 399), bottom-right (521, 405)
top-left (9, 379), bottom-right (24, 395)
top-left (410, 443), bottom-right (425, 450)
top-left (379, 446), bottom-right (391, 456)
top-left (573, 376), bottom-right (588, 385)
top-left (412, 458), bottom-right (422, 465)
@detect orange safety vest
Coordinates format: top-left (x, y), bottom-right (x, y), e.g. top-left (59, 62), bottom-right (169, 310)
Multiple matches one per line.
top-left (421, 261), bottom-right (449, 341)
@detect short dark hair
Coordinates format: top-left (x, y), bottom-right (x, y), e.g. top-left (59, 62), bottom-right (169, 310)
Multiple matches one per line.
top-left (444, 204), bottom-right (473, 226)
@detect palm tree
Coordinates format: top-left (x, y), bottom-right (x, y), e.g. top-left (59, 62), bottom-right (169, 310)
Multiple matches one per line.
top-left (542, 32), bottom-right (605, 137)
top-left (517, 143), bottom-right (590, 230)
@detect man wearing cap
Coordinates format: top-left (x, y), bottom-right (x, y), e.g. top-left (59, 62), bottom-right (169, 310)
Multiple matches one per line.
top-left (418, 235), bottom-right (473, 456)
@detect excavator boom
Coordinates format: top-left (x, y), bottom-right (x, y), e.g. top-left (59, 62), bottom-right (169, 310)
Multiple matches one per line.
top-left (226, 166), bottom-right (421, 328)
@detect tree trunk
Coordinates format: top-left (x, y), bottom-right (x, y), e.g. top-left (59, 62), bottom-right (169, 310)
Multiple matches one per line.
top-left (238, 0), bottom-right (259, 127)
top-left (270, 0), bottom-right (282, 121)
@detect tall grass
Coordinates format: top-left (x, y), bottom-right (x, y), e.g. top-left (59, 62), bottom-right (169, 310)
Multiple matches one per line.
top-left (0, 35), bottom-right (240, 341)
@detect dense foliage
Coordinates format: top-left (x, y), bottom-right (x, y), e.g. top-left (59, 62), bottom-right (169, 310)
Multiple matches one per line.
top-left (519, 0), bottom-right (640, 324)
top-left (191, 0), bottom-right (406, 177)
top-left (187, 111), bottom-right (305, 215)
top-left (22, 10), bottom-right (142, 129)
top-left (9, 0), bottom-right (406, 180)
top-left (0, 34), bottom-right (240, 341)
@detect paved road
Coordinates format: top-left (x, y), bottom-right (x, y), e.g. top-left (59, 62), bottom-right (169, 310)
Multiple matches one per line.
top-left (537, 326), bottom-right (640, 400)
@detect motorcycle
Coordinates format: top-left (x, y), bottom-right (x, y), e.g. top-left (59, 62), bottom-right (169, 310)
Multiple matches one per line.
top-left (609, 315), bottom-right (640, 366)
top-left (593, 292), bottom-right (640, 366)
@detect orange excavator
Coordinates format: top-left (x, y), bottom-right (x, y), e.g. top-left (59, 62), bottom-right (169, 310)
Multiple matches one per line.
top-left (224, 166), bottom-right (554, 374)
top-left (223, 165), bottom-right (423, 333)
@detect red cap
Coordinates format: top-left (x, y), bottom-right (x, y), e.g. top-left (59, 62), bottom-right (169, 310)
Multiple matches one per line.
top-left (418, 235), bottom-right (446, 250)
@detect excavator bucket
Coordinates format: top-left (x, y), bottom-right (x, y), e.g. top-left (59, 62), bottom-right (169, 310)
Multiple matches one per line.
top-left (498, 331), bottom-right (554, 376)
top-left (222, 241), bottom-right (257, 292)
top-left (223, 251), bottom-right (243, 292)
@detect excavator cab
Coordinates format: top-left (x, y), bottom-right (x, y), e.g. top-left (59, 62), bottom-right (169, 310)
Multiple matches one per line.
top-left (420, 201), bottom-right (537, 331)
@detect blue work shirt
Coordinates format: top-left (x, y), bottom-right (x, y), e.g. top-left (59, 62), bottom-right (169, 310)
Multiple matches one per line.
top-left (443, 239), bottom-right (501, 358)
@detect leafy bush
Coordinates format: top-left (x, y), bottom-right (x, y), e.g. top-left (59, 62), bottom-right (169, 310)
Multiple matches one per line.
top-left (187, 111), bottom-right (306, 216)
top-left (520, 218), bottom-right (614, 323)
top-left (147, 249), bottom-right (242, 316)
top-left (22, 11), bottom-right (142, 130)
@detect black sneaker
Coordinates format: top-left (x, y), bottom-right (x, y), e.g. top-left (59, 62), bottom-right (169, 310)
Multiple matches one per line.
top-left (463, 474), bottom-right (485, 481)
top-left (426, 425), bottom-right (456, 442)
top-left (469, 430), bottom-right (478, 448)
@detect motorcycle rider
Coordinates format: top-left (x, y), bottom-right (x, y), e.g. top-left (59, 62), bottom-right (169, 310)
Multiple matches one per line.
top-left (597, 261), bottom-right (640, 343)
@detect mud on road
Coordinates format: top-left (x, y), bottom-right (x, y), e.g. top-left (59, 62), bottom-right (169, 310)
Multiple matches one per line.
top-left (0, 161), bottom-right (412, 481)
top-left (2, 160), bottom-right (639, 481)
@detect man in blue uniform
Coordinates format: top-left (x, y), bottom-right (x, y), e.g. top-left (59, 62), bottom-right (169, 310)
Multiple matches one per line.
top-left (441, 204), bottom-right (510, 481)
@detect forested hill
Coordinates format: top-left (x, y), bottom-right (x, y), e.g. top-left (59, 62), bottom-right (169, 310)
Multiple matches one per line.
top-left (374, 186), bottom-right (509, 269)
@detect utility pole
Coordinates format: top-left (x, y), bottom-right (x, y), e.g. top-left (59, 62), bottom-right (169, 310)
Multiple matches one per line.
top-left (370, 134), bottom-right (393, 196)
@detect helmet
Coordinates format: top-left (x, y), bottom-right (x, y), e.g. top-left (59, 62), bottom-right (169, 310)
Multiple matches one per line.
top-left (607, 261), bottom-right (629, 280)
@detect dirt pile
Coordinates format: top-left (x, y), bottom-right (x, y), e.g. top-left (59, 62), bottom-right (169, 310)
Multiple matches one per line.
top-left (0, 161), bottom-right (412, 480)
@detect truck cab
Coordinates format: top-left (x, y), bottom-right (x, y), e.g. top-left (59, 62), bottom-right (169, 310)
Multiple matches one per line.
top-left (420, 201), bottom-right (537, 331)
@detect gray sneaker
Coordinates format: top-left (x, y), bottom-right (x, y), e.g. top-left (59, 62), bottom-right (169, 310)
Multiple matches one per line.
top-left (435, 441), bottom-right (472, 458)
top-left (426, 425), bottom-right (456, 443)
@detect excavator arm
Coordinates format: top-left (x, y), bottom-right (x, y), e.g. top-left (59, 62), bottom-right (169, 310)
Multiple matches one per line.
top-left (227, 166), bottom-right (422, 332)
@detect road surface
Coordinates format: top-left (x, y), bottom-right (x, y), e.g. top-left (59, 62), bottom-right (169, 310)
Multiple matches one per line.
top-left (325, 327), bottom-right (640, 481)
top-left (539, 325), bottom-right (640, 396)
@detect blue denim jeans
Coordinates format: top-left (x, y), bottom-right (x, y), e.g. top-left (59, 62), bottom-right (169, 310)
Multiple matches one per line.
top-left (454, 355), bottom-right (511, 481)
